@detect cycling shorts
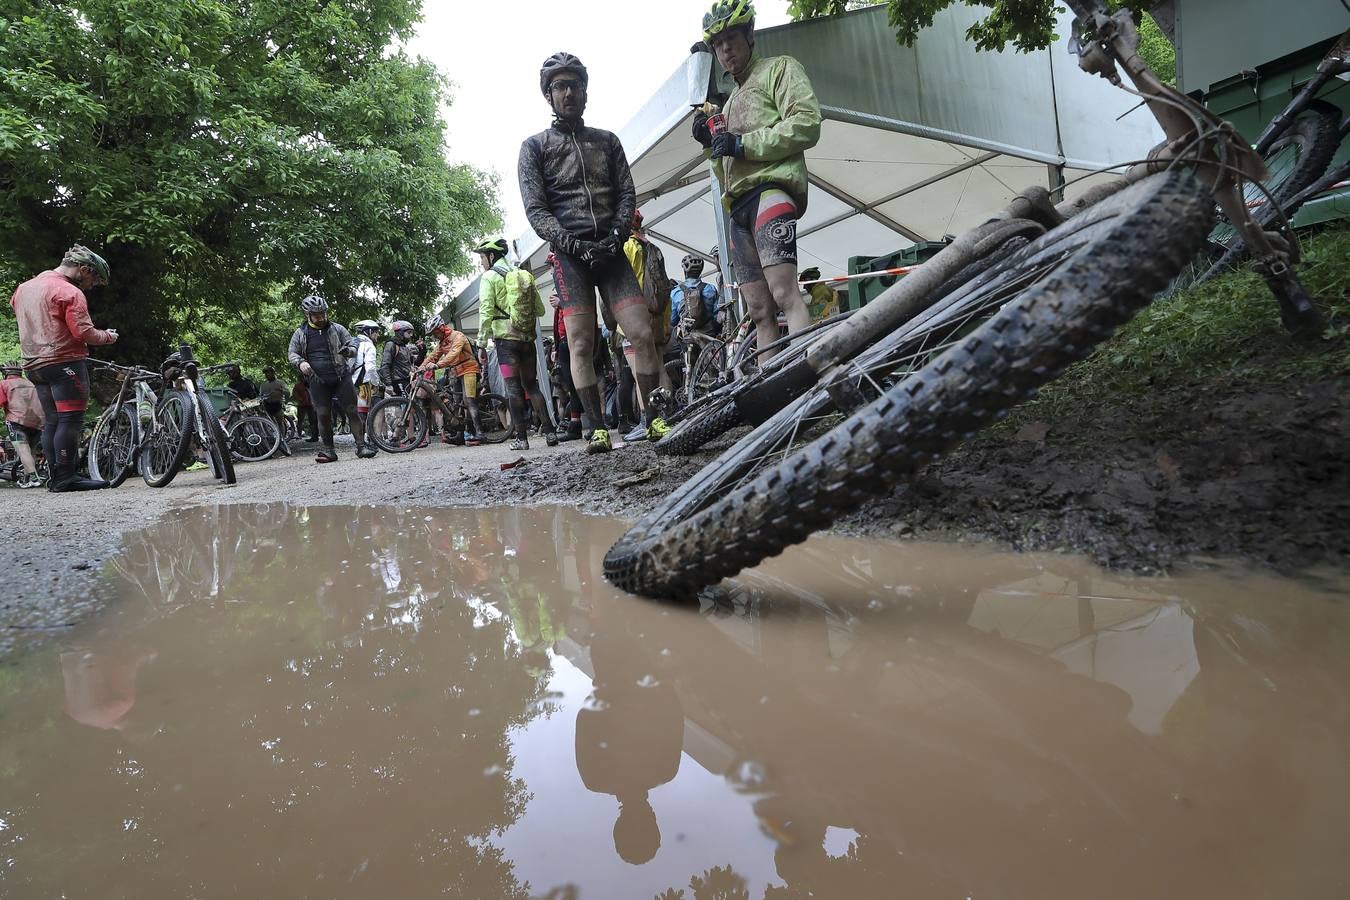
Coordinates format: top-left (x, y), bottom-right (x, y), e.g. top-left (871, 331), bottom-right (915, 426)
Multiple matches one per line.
top-left (729, 184), bottom-right (798, 284)
top-left (6, 421), bottom-right (40, 448)
top-left (550, 248), bottom-right (645, 320)
top-left (26, 360), bottom-right (90, 414)
top-left (494, 338), bottom-right (538, 385)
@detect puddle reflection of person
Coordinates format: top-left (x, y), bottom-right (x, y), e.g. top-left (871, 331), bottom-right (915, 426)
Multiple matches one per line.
top-left (574, 596), bottom-right (684, 866)
top-left (61, 645), bottom-right (158, 735)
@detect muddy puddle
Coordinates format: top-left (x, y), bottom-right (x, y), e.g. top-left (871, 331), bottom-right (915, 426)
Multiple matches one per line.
top-left (2, 504), bottom-right (1349, 899)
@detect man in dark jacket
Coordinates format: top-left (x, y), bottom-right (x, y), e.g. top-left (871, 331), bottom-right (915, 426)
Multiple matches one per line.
top-left (379, 320), bottom-right (415, 397)
top-left (518, 52), bottom-right (668, 454)
top-left (286, 295), bottom-right (374, 463)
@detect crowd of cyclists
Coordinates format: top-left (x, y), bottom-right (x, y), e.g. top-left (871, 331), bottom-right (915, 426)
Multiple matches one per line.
top-left (5, 0), bottom-right (830, 491)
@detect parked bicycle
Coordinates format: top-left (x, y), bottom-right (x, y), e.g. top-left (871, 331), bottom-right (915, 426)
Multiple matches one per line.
top-left (604, 0), bottom-right (1332, 598)
top-left (85, 360), bottom-right (179, 488)
top-left (151, 345), bottom-right (237, 485)
top-left (365, 373), bottom-right (512, 452)
top-left (218, 387), bottom-right (284, 462)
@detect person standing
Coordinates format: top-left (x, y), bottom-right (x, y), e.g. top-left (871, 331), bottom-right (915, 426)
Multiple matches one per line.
top-left (694, 0), bottom-right (820, 356)
top-left (379, 320), bottom-right (416, 398)
top-left (473, 238), bottom-right (558, 452)
top-left (0, 363), bottom-right (46, 487)
top-left (350, 320), bottom-right (382, 423)
top-left (548, 291), bottom-right (584, 441)
top-left (257, 366), bottom-right (293, 456)
top-left (8, 244), bottom-right (118, 492)
top-left (519, 52), bottom-right (669, 454)
top-left (286, 295), bottom-right (374, 463)
top-left (419, 315), bottom-right (484, 446)
top-left (225, 365), bottom-right (258, 401)
top-left (290, 378), bottom-right (317, 442)
top-left (672, 254), bottom-right (722, 339)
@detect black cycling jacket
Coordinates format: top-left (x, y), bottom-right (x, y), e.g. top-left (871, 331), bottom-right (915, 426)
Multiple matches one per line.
top-left (518, 118), bottom-right (637, 246)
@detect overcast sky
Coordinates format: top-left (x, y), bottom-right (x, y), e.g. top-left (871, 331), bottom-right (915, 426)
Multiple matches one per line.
top-left (404, 0), bottom-right (793, 242)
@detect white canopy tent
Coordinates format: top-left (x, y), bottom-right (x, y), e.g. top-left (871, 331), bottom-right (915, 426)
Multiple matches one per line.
top-left (449, 3), bottom-right (1163, 333)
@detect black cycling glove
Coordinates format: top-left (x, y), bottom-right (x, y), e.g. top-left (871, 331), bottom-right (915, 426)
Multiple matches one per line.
top-left (710, 133), bottom-right (744, 160)
top-left (692, 111), bottom-right (712, 148)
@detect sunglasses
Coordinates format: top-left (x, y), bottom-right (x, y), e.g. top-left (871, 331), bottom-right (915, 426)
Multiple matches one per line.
top-left (549, 79), bottom-right (583, 95)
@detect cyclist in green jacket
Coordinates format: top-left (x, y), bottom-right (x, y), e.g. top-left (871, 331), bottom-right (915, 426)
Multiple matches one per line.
top-left (695, 0), bottom-right (820, 357)
top-left (474, 238), bottom-right (559, 451)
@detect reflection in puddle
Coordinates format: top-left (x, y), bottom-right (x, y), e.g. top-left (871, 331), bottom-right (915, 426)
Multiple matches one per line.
top-left (2, 504), bottom-right (1349, 898)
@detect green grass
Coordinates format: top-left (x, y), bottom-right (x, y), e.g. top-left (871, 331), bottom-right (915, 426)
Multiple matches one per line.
top-left (1008, 225), bottom-right (1350, 421)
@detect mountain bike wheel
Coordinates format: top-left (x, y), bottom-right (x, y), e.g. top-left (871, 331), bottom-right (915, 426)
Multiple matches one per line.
top-left (605, 171), bottom-right (1215, 598)
top-left (195, 391), bottom-right (236, 484)
top-left (1206, 101), bottom-right (1341, 260)
top-left (366, 397), bottom-right (428, 452)
top-left (140, 391), bottom-right (195, 487)
top-left (684, 339), bottom-right (729, 406)
top-left (228, 415), bottom-right (281, 462)
top-left (477, 393), bottom-right (512, 444)
top-left (88, 403), bottom-right (137, 487)
top-left (654, 236), bottom-right (1028, 457)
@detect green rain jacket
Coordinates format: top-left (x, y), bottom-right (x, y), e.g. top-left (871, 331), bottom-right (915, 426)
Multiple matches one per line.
top-left (719, 52), bottom-right (822, 212)
top-left (477, 260), bottom-right (545, 347)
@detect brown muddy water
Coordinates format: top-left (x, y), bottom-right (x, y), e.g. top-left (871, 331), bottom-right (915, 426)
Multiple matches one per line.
top-left (2, 505), bottom-right (1349, 899)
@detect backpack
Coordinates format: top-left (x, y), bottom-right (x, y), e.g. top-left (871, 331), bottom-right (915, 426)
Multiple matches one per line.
top-left (492, 261), bottom-right (544, 338)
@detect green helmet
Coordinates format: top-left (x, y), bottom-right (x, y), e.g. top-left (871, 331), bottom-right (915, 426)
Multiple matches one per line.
top-left (703, 0), bottom-right (755, 42)
top-left (62, 244), bottom-right (110, 286)
top-left (473, 237), bottom-right (509, 257)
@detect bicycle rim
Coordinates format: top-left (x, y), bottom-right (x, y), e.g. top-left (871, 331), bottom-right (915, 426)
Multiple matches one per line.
top-left (229, 415), bottom-right (281, 462)
top-left (140, 391), bottom-right (195, 487)
top-left (367, 398), bottom-right (427, 452)
top-left (89, 404), bottom-right (137, 487)
top-left (478, 393), bottom-right (513, 444)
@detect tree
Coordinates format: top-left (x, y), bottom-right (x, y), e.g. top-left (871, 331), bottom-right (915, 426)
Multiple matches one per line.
top-left (788, 0), bottom-right (1169, 54)
top-left (0, 0), bottom-right (498, 365)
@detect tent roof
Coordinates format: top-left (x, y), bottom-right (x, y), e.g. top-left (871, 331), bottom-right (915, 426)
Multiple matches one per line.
top-left (450, 3), bottom-right (1162, 325)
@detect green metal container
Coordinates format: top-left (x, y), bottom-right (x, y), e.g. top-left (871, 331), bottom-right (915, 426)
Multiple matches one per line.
top-left (1177, 0), bottom-right (1348, 226)
top-left (845, 240), bottom-right (951, 310)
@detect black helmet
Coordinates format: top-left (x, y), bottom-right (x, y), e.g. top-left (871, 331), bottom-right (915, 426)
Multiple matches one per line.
top-left (301, 295), bottom-right (328, 314)
top-left (540, 52), bottom-right (588, 96)
top-left (681, 253), bottom-right (705, 276)
top-left (473, 237), bottom-right (509, 257)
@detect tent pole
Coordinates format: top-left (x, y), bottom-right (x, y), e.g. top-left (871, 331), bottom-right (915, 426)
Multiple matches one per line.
top-left (706, 163), bottom-right (739, 322)
top-left (1048, 164), bottom-right (1067, 203)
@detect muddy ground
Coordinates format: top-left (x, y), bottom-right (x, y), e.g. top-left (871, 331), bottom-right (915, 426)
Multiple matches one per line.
top-left (4, 374), bottom-right (1347, 657)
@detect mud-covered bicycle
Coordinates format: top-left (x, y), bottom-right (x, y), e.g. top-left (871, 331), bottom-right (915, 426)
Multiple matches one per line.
top-left (604, 1), bottom-right (1333, 598)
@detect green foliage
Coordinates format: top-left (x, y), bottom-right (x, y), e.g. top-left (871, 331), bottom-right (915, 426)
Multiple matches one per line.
top-left (789, 0), bottom-right (1165, 53)
top-left (1012, 225), bottom-right (1350, 419)
top-left (0, 0), bottom-right (499, 366)
top-left (1137, 13), bottom-right (1175, 85)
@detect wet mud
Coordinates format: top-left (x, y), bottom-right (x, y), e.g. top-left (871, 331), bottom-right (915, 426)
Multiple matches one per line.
top-left (451, 377), bottom-right (1350, 573)
top-left (2, 504), bottom-right (1348, 899)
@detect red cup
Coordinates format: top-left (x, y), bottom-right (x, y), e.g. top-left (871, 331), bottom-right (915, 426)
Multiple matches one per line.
top-left (707, 112), bottom-right (726, 136)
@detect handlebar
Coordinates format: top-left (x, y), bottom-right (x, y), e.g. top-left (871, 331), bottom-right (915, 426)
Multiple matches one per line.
top-left (88, 359), bottom-right (160, 380)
